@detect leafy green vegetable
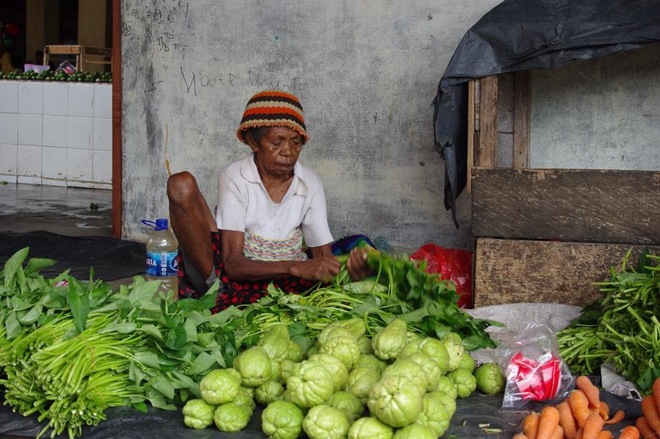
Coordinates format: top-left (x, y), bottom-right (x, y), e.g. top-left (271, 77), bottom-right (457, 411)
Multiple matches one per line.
top-left (556, 251), bottom-right (660, 393)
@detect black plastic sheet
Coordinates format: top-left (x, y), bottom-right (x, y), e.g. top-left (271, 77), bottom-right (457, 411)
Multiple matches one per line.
top-left (0, 231), bottom-right (145, 281)
top-left (432, 0), bottom-right (660, 226)
top-left (0, 390), bottom-right (640, 439)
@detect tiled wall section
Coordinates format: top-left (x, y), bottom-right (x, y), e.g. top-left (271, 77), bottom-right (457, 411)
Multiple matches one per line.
top-left (0, 81), bottom-right (112, 189)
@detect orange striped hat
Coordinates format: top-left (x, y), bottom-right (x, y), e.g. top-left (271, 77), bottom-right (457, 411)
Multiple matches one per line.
top-left (236, 90), bottom-right (309, 144)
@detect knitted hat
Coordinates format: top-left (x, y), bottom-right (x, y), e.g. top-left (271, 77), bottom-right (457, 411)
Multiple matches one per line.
top-left (236, 90), bottom-right (309, 144)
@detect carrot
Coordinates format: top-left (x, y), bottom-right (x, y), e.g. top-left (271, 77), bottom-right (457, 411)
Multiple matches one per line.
top-left (581, 412), bottom-right (605, 439)
top-left (596, 431), bottom-right (613, 439)
top-left (558, 400), bottom-right (578, 439)
top-left (604, 409), bottom-right (624, 425)
top-left (636, 416), bottom-right (658, 439)
top-left (550, 425), bottom-right (564, 439)
top-left (598, 401), bottom-right (610, 421)
top-left (619, 426), bottom-right (641, 439)
top-left (537, 406), bottom-right (561, 439)
top-left (577, 375), bottom-right (601, 409)
top-left (570, 389), bottom-right (593, 428)
top-left (523, 411), bottom-right (540, 439)
top-left (654, 377), bottom-right (660, 418)
top-left (642, 395), bottom-right (660, 434)
top-left (513, 434), bottom-right (530, 439)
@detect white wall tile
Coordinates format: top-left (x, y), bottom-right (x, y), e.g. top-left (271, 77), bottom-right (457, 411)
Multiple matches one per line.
top-left (0, 113), bottom-right (18, 144)
top-left (0, 174), bottom-right (17, 184)
top-left (17, 175), bottom-right (42, 185)
top-left (43, 82), bottom-right (69, 116)
top-left (18, 82), bottom-right (43, 114)
top-left (68, 83), bottom-right (94, 117)
top-left (0, 143), bottom-right (17, 175)
top-left (42, 146), bottom-right (68, 180)
top-left (94, 84), bottom-right (112, 118)
top-left (68, 116), bottom-right (94, 149)
top-left (93, 116), bottom-right (112, 150)
top-left (68, 148), bottom-right (94, 182)
top-left (18, 113), bottom-right (43, 146)
top-left (41, 177), bottom-right (68, 187)
top-left (17, 144), bottom-right (42, 177)
top-left (43, 115), bottom-right (68, 147)
top-left (93, 150), bottom-right (112, 184)
top-left (0, 81), bottom-right (18, 113)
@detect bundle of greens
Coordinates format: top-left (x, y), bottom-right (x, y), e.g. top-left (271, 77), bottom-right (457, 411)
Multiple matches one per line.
top-left (556, 250), bottom-right (660, 394)
top-left (0, 246), bottom-right (496, 438)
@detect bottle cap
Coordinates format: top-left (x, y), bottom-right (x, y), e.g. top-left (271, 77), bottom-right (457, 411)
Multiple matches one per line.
top-left (155, 218), bottom-right (169, 231)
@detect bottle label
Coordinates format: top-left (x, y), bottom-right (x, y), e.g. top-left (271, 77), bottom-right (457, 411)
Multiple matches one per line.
top-left (146, 251), bottom-right (178, 277)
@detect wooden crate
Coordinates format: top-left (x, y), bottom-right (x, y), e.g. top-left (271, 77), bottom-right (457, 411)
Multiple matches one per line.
top-left (44, 45), bottom-right (112, 72)
top-left (474, 238), bottom-right (660, 307)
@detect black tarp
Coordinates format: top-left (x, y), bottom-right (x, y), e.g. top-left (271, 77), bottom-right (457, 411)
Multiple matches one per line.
top-left (432, 0), bottom-right (660, 227)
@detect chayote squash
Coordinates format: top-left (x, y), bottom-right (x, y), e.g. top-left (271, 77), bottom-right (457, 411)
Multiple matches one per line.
top-left (261, 400), bottom-right (304, 439)
top-left (367, 375), bottom-right (423, 428)
top-left (348, 416), bottom-right (394, 439)
top-left (285, 360), bottom-right (334, 408)
top-left (302, 404), bottom-right (351, 439)
top-left (371, 319), bottom-right (408, 361)
top-left (199, 368), bottom-right (242, 405)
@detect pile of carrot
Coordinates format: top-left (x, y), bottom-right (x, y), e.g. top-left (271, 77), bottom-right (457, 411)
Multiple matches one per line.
top-left (512, 375), bottom-right (649, 439)
top-left (636, 377), bottom-right (660, 439)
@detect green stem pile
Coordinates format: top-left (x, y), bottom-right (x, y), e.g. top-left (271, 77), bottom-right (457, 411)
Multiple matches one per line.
top-left (556, 250), bottom-right (660, 393)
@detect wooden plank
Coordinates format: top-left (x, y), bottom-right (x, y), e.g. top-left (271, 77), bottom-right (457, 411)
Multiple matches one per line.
top-left (512, 71), bottom-right (529, 169)
top-left (471, 167), bottom-right (660, 245)
top-left (475, 76), bottom-right (498, 167)
top-left (467, 80), bottom-right (476, 193)
top-left (474, 238), bottom-right (660, 307)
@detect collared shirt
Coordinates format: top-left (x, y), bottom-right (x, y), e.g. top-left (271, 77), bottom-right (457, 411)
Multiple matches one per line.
top-left (215, 153), bottom-right (333, 261)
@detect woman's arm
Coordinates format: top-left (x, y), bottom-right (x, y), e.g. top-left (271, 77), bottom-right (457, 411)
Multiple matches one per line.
top-left (221, 230), bottom-right (341, 282)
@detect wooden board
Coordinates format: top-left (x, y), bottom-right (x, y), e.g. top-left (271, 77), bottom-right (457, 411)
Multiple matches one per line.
top-left (474, 238), bottom-right (660, 307)
top-left (471, 167), bottom-right (660, 245)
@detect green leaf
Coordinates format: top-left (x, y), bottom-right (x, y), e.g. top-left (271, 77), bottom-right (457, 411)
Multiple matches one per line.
top-left (134, 350), bottom-right (161, 369)
top-left (2, 247), bottom-right (29, 287)
top-left (18, 303), bottom-right (43, 325)
top-left (165, 323), bottom-right (187, 350)
top-left (149, 374), bottom-right (176, 400)
top-left (68, 283), bottom-right (90, 333)
top-left (187, 352), bottom-right (216, 375)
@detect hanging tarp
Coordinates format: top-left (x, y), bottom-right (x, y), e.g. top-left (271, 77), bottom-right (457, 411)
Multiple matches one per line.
top-left (432, 0), bottom-right (660, 226)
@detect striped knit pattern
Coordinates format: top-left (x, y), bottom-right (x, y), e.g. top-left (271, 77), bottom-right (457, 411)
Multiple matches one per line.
top-left (236, 90), bottom-right (309, 144)
top-left (243, 228), bottom-right (308, 261)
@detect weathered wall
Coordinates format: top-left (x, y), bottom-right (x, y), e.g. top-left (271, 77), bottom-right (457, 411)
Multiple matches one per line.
top-left (120, 0), bottom-right (502, 249)
top-left (530, 43), bottom-right (660, 170)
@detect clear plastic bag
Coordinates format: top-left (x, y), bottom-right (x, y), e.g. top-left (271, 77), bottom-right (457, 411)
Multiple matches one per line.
top-left (493, 323), bottom-right (575, 409)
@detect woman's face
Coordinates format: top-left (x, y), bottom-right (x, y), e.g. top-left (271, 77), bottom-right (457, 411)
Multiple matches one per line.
top-left (248, 126), bottom-right (304, 178)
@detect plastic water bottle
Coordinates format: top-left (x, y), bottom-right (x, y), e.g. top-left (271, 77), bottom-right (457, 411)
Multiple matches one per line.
top-left (143, 218), bottom-right (179, 297)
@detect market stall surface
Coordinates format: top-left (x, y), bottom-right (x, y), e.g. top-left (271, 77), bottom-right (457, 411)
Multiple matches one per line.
top-left (0, 183), bottom-right (643, 438)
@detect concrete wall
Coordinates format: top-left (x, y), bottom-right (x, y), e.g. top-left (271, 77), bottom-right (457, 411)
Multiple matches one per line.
top-left (530, 43), bottom-right (660, 170)
top-left (119, 1), bottom-right (660, 250)
top-left (120, 0), bottom-right (502, 249)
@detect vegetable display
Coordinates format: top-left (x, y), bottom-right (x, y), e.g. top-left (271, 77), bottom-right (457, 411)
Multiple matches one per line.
top-left (0, 247), bottom-right (500, 438)
top-left (185, 318), bottom-right (493, 438)
top-left (511, 376), bottom-right (660, 439)
top-left (556, 251), bottom-right (660, 394)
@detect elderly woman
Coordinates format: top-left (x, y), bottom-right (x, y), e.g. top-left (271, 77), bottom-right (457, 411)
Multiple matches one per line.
top-left (167, 90), bottom-right (370, 311)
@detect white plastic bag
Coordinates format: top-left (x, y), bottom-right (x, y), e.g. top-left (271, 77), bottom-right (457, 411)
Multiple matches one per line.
top-left (494, 323), bottom-right (575, 409)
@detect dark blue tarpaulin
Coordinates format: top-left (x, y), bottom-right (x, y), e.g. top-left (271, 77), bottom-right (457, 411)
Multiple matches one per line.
top-left (432, 0), bottom-right (660, 227)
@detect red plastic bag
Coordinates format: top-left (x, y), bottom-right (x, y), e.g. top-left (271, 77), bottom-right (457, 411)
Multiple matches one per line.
top-left (409, 243), bottom-right (473, 308)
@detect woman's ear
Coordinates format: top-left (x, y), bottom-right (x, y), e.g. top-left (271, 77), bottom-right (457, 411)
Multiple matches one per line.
top-left (245, 132), bottom-right (259, 152)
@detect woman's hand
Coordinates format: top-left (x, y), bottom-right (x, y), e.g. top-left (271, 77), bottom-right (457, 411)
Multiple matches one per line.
top-left (291, 255), bottom-right (341, 282)
top-left (346, 247), bottom-right (372, 281)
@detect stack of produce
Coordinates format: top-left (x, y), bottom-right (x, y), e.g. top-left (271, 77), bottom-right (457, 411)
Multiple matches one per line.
top-left (0, 246), bottom-right (499, 438)
top-left (556, 251), bottom-right (660, 394)
top-left (183, 318), bottom-right (506, 438)
top-left (512, 376), bottom-right (660, 439)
